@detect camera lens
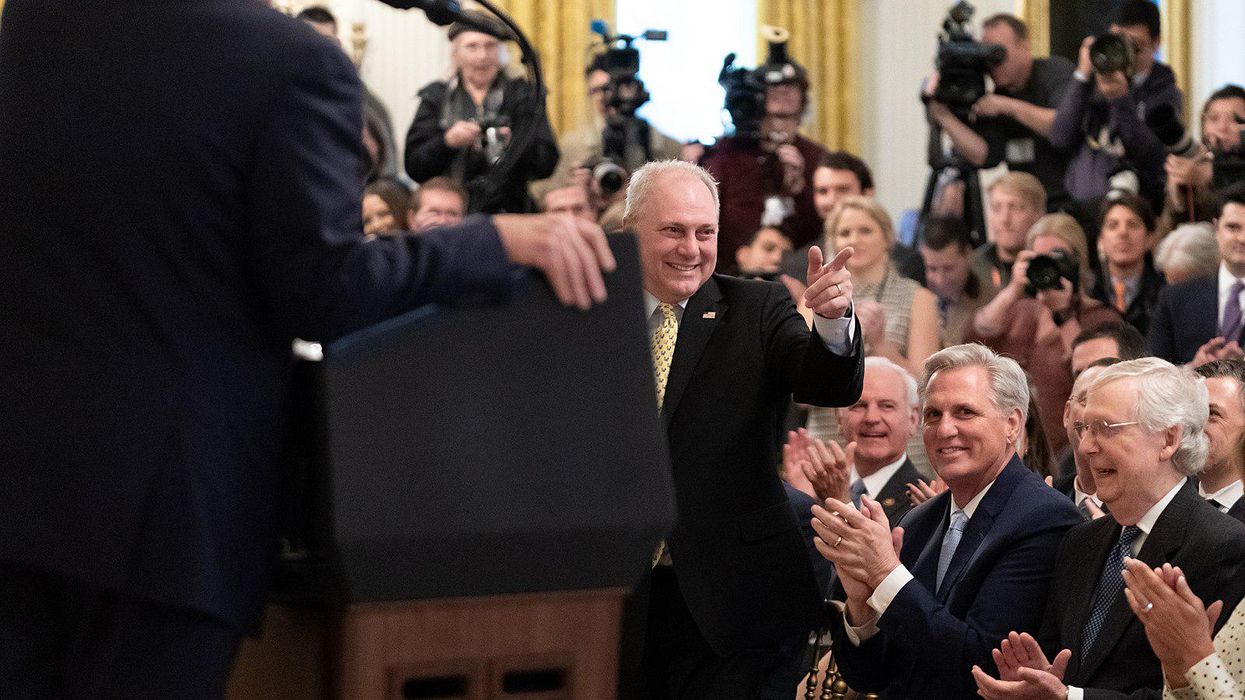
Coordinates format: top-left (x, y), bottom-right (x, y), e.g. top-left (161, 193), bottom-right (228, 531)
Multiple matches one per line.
top-left (1090, 34), bottom-right (1133, 75)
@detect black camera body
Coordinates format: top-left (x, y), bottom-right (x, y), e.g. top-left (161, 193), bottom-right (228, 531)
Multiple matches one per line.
top-left (591, 24), bottom-right (667, 118)
top-left (718, 53), bottom-right (769, 141)
top-left (582, 156), bottom-right (628, 196)
top-left (1026, 249), bottom-right (1079, 295)
top-left (1089, 33), bottom-right (1136, 77)
top-left (932, 1), bottom-right (1005, 120)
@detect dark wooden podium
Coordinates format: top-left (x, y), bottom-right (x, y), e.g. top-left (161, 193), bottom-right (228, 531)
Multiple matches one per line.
top-left (228, 236), bottom-right (673, 699)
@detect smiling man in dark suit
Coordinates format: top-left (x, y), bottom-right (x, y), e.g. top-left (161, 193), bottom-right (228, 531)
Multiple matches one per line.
top-left (0, 1), bottom-right (616, 696)
top-left (1148, 185), bottom-right (1245, 365)
top-left (620, 160), bottom-right (863, 699)
top-left (973, 358), bottom-right (1245, 700)
top-left (812, 343), bottom-right (1082, 698)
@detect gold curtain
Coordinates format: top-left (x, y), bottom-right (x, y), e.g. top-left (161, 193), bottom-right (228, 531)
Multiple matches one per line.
top-left (1161, 0), bottom-right (1191, 118)
top-left (756, 0), bottom-right (858, 153)
top-left (489, 0), bottom-right (614, 136)
top-left (1016, 0), bottom-right (1051, 57)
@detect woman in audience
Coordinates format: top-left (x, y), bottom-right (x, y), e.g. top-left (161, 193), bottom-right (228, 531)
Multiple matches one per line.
top-left (1154, 222), bottom-right (1220, 285)
top-left (403, 14), bottom-right (557, 214)
top-left (362, 179), bottom-right (410, 238)
top-left (1157, 84), bottom-right (1245, 237)
top-left (970, 213), bottom-right (1120, 455)
top-left (805, 196), bottom-right (938, 474)
top-left (1089, 193), bottom-right (1166, 336)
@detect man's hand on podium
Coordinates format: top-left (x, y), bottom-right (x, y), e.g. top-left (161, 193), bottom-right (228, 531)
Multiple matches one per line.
top-left (494, 214), bottom-right (617, 311)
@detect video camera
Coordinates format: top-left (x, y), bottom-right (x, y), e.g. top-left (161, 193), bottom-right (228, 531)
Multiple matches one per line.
top-left (1146, 104), bottom-right (1245, 191)
top-left (929, 1), bottom-right (1005, 121)
top-left (590, 21), bottom-right (666, 118)
top-left (718, 26), bottom-right (807, 142)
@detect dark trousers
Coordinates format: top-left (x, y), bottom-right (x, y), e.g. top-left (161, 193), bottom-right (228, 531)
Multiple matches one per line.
top-left (0, 562), bottom-right (242, 699)
top-left (623, 565), bottom-right (784, 700)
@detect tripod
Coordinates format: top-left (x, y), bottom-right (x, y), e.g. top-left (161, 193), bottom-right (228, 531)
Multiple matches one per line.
top-left (919, 121), bottom-right (987, 249)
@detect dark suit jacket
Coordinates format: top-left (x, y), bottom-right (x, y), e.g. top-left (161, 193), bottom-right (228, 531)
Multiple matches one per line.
top-left (0, 0), bottom-right (517, 631)
top-left (1040, 479), bottom-right (1245, 699)
top-left (873, 457), bottom-right (923, 526)
top-left (1146, 276), bottom-right (1225, 364)
top-left (659, 274), bottom-right (863, 655)
top-left (1230, 498), bottom-right (1245, 524)
top-left (1089, 256), bottom-right (1165, 337)
top-left (834, 456), bottom-right (1082, 699)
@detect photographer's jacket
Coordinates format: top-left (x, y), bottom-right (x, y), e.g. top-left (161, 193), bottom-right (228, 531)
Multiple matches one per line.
top-left (406, 75), bottom-right (558, 214)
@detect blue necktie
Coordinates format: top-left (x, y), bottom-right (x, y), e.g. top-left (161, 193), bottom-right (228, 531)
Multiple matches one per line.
top-left (850, 479), bottom-right (868, 508)
top-left (1222, 280), bottom-right (1245, 342)
top-left (1080, 525), bottom-right (1142, 659)
top-left (936, 509), bottom-right (968, 590)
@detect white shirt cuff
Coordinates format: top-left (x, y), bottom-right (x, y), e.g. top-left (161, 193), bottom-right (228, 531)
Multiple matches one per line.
top-left (1067, 686), bottom-right (1083, 700)
top-left (813, 304), bottom-right (856, 356)
top-left (1073, 70), bottom-right (1090, 83)
top-left (866, 564), bottom-right (914, 618)
top-left (832, 599), bottom-right (880, 646)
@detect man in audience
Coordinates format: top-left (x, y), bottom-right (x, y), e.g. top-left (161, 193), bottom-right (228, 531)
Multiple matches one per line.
top-left (734, 226), bottom-right (793, 280)
top-left (1149, 184), bottom-right (1245, 364)
top-left (973, 358), bottom-right (1245, 699)
top-left (1050, 0), bottom-right (1183, 215)
top-left (407, 177), bottom-right (467, 233)
top-left (1194, 360), bottom-right (1245, 515)
top-left (539, 181), bottom-right (596, 224)
top-left (1053, 360), bottom-right (1116, 513)
top-left (1070, 320), bottom-right (1149, 378)
top-left (812, 344), bottom-right (1081, 698)
top-left (973, 173), bottom-right (1046, 294)
top-left (799, 357), bottom-right (924, 524)
top-left (701, 40), bottom-right (826, 271)
top-left (924, 14), bottom-right (1074, 208)
top-left (618, 160), bottom-right (863, 699)
top-left (919, 216), bottom-right (989, 346)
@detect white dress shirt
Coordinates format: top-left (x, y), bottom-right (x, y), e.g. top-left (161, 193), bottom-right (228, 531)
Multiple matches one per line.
top-left (850, 454), bottom-right (910, 502)
top-left (643, 290), bottom-right (856, 355)
top-left (1200, 479), bottom-right (1244, 514)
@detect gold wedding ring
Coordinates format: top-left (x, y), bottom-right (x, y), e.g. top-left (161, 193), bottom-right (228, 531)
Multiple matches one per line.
top-left (833, 535), bottom-right (843, 548)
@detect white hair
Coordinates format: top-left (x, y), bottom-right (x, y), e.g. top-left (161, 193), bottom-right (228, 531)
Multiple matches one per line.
top-left (1087, 357), bottom-right (1210, 476)
top-left (1154, 222), bottom-right (1218, 280)
top-left (863, 356), bottom-right (920, 409)
top-left (622, 160), bottom-right (720, 226)
top-left (920, 343), bottom-right (1029, 424)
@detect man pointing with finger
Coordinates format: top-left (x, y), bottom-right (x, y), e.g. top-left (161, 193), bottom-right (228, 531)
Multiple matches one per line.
top-left (811, 343), bottom-right (1080, 698)
top-left (618, 160), bottom-right (864, 699)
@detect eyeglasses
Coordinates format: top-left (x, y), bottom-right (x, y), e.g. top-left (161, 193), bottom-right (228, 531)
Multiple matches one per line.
top-left (1072, 419), bottom-right (1140, 441)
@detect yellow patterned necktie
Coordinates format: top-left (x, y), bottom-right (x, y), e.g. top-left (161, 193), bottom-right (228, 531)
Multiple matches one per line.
top-left (650, 302), bottom-right (679, 409)
top-left (650, 302), bottom-right (678, 567)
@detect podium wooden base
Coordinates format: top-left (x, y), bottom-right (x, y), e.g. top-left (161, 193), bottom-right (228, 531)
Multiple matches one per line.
top-left (228, 589), bottom-right (626, 700)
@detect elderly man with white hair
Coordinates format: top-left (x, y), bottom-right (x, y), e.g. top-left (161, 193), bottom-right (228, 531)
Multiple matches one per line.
top-left (1154, 222), bottom-right (1219, 285)
top-left (973, 357), bottom-right (1245, 700)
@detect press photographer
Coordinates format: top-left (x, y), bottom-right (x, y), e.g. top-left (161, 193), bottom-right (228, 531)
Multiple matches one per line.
top-left (923, 8), bottom-right (1075, 210)
top-left (700, 26), bottom-right (827, 272)
top-left (1152, 84), bottom-right (1245, 235)
top-left (404, 11), bottom-right (558, 214)
top-left (1049, 0), bottom-right (1183, 215)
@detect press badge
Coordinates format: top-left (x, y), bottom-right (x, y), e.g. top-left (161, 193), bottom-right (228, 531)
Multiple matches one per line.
top-left (1006, 138), bottom-right (1037, 164)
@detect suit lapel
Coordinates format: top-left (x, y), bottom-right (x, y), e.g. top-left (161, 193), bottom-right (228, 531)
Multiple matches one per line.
top-left (1078, 480), bottom-right (1195, 679)
top-left (935, 457), bottom-right (1024, 600)
top-left (911, 495), bottom-right (951, 592)
top-left (875, 458), bottom-right (920, 522)
top-left (661, 277), bottom-right (725, 426)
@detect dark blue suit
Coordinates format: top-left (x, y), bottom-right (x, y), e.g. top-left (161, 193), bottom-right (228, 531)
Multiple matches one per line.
top-left (1146, 276), bottom-right (1222, 364)
top-left (833, 456), bottom-right (1082, 698)
top-left (0, 0), bottom-right (516, 693)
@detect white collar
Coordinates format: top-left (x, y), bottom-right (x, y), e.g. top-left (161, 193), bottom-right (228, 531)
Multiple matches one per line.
top-left (1073, 475), bottom-right (1103, 509)
top-left (1200, 479), bottom-right (1244, 510)
top-left (643, 291), bottom-right (688, 318)
top-left (1133, 478), bottom-right (1186, 538)
top-left (1218, 263), bottom-right (1245, 295)
top-left (850, 454), bottom-right (909, 499)
top-left (952, 476), bottom-right (995, 521)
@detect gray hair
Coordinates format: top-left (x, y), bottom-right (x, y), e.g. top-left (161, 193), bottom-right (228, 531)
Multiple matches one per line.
top-left (863, 356), bottom-right (920, 409)
top-left (1154, 222), bottom-right (1219, 280)
top-left (920, 343), bottom-right (1029, 424)
top-left (1087, 357), bottom-right (1210, 476)
top-left (622, 160), bottom-right (720, 226)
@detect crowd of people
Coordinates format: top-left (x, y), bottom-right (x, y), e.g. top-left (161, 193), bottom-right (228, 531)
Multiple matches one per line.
top-left (325, 1), bottom-right (1245, 697)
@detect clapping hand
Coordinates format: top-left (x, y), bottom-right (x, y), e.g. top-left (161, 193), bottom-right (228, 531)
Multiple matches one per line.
top-left (1122, 559), bottom-right (1220, 688)
top-left (972, 632), bottom-right (1071, 700)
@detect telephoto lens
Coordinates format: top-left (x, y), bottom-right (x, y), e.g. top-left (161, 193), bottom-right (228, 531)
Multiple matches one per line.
top-left (1089, 34), bottom-right (1135, 76)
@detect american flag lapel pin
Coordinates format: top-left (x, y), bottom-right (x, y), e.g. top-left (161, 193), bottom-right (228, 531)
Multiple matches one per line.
top-left (703, 311), bottom-right (716, 319)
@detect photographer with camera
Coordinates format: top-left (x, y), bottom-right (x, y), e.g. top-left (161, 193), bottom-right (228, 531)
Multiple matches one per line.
top-left (969, 213), bottom-right (1120, 453)
top-left (1156, 85), bottom-right (1245, 236)
top-left (1049, 0), bottom-right (1183, 216)
top-left (404, 13), bottom-right (558, 214)
top-left (924, 13), bottom-right (1075, 208)
top-left (701, 27), bottom-right (827, 273)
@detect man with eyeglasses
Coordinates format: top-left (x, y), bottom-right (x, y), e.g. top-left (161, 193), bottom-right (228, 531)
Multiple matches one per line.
top-left (973, 357), bottom-right (1245, 700)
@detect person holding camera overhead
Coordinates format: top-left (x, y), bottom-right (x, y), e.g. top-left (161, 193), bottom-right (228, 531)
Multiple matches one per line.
top-left (968, 213), bottom-right (1120, 454)
top-left (405, 12), bottom-right (558, 214)
top-left (1050, 0), bottom-right (1183, 216)
top-left (924, 13), bottom-right (1075, 209)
